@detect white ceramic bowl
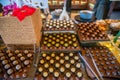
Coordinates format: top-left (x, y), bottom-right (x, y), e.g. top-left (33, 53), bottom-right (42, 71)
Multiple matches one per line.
top-left (80, 10), bottom-right (94, 19)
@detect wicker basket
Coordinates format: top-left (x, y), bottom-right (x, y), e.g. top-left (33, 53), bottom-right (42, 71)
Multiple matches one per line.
top-left (0, 9), bottom-right (42, 49)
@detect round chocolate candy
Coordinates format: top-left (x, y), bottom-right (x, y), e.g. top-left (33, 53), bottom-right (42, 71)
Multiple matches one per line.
top-left (24, 50), bottom-right (29, 54)
top-left (71, 67), bottom-right (76, 73)
top-left (55, 56), bottom-right (60, 60)
top-left (77, 71), bottom-right (82, 78)
top-left (49, 67), bottom-right (54, 73)
top-left (54, 71), bottom-right (60, 77)
top-left (51, 53), bottom-right (55, 57)
top-left (50, 59), bottom-right (54, 64)
top-left (10, 57), bottom-right (15, 61)
top-left (44, 63), bottom-right (49, 68)
top-left (70, 59), bottom-right (75, 64)
top-left (4, 64), bottom-right (10, 69)
top-left (0, 56), bottom-right (5, 60)
top-left (8, 53), bottom-right (13, 57)
top-left (60, 53), bottom-right (64, 57)
top-left (20, 57), bottom-right (25, 61)
top-left (38, 67), bottom-right (43, 73)
top-left (17, 53), bottom-right (22, 57)
top-left (24, 60), bottom-right (30, 65)
top-left (42, 53), bottom-right (46, 57)
top-left (27, 53), bottom-right (32, 58)
top-left (13, 60), bottom-right (18, 65)
top-left (6, 50), bottom-right (11, 53)
top-left (76, 63), bottom-right (81, 68)
top-left (7, 69), bottom-right (13, 75)
top-left (60, 67), bottom-right (65, 73)
top-left (16, 65), bottom-right (21, 70)
top-left (60, 59), bottom-right (64, 64)
top-left (55, 63), bottom-right (60, 68)
top-left (69, 52), bottom-right (73, 57)
top-left (2, 60), bottom-right (8, 65)
top-left (15, 50), bottom-right (20, 54)
top-left (46, 56), bottom-right (50, 60)
top-left (66, 71), bottom-right (71, 78)
top-left (43, 71), bottom-right (48, 77)
top-left (40, 59), bottom-right (45, 64)
top-left (65, 63), bottom-right (70, 68)
top-left (65, 56), bottom-right (69, 60)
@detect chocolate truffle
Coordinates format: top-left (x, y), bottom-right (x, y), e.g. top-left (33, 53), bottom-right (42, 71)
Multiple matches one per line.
top-left (76, 63), bottom-right (81, 68)
top-left (38, 67), bottom-right (43, 73)
top-left (15, 50), bottom-right (19, 54)
top-left (7, 69), bottom-right (13, 75)
top-left (65, 63), bottom-right (70, 68)
top-left (2, 60), bottom-right (8, 65)
top-left (49, 67), bottom-right (54, 73)
top-left (54, 71), bottom-right (60, 77)
top-left (42, 53), bottom-right (47, 57)
top-left (60, 53), bottom-right (64, 57)
top-left (40, 59), bottom-right (45, 64)
top-left (13, 60), bottom-right (18, 65)
top-left (66, 71), bottom-right (71, 78)
top-left (46, 56), bottom-right (50, 60)
top-left (77, 71), bottom-right (82, 78)
top-left (60, 67), bottom-right (65, 73)
top-left (4, 64), bottom-right (10, 69)
top-left (27, 53), bottom-right (32, 58)
top-left (10, 56), bottom-right (15, 61)
top-left (43, 71), bottom-right (48, 77)
top-left (60, 59), bottom-right (64, 64)
top-left (24, 60), bottom-right (30, 65)
top-left (50, 59), bottom-right (54, 64)
top-left (55, 56), bottom-right (60, 60)
top-left (16, 65), bottom-right (21, 70)
top-left (55, 63), bottom-right (60, 68)
top-left (20, 57), bottom-right (25, 61)
top-left (0, 56), bottom-right (5, 60)
top-left (44, 63), bottom-right (49, 68)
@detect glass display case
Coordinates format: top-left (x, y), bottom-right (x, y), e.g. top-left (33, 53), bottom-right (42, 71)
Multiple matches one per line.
top-left (49, 0), bottom-right (88, 10)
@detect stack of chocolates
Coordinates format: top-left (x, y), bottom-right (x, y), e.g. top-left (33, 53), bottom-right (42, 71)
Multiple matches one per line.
top-left (35, 52), bottom-right (83, 80)
top-left (0, 50), bottom-right (33, 79)
top-left (77, 22), bottom-right (109, 42)
top-left (41, 32), bottom-right (80, 51)
top-left (44, 19), bottom-right (75, 31)
top-left (82, 46), bottom-right (120, 79)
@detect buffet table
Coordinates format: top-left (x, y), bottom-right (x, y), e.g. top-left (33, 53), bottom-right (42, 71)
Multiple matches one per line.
top-left (0, 19), bottom-right (120, 80)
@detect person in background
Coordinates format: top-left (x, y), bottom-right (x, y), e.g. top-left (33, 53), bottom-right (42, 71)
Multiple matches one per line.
top-left (0, 3), bottom-right (3, 16)
top-left (22, 0), bottom-right (50, 15)
top-left (93, 0), bottom-right (112, 20)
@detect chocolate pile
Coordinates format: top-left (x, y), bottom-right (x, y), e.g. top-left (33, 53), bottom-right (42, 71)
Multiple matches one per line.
top-left (83, 46), bottom-right (120, 79)
top-left (78, 22), bottom-right (109, 42)
top-left (0, 50), bottom-right (33, 79)
top-left (41, 32), bottom-right (80, 51)
top-left (35, 52), bottom-right (83, 80)
top-left (44, 20), bottom-right (75, 30)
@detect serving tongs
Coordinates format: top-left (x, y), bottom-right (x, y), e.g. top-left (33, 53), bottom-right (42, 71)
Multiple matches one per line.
top-left (78, 51), bottom-right (102, 80)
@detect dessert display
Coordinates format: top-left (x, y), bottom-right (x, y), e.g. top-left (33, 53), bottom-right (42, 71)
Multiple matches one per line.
top-left (35, 52), bottom-right (83, 80)
top-left (0, 50), bottom-right (33, 79)
top-left (41, 32), bottom-right (80, 51)
top-left (82, 46), bottom-right (120, 79)
top-left (44, 20), bottom-right (76, 31)
top-left (77, 22), bottom-right (109, 43)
